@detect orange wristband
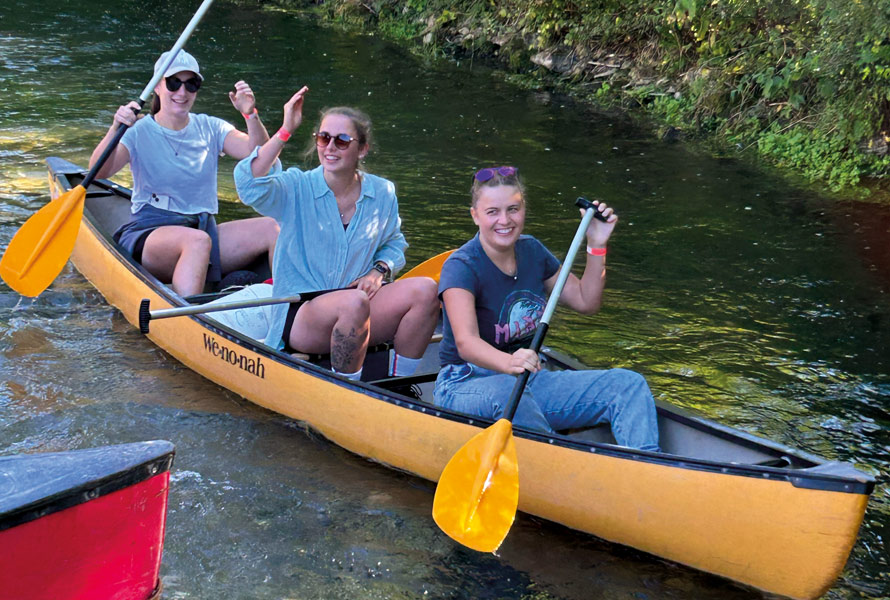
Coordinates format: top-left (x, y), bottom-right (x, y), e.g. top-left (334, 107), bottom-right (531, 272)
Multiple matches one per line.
top-left (276, 127), bottom-right (291, 142)
top-left (242, 108), bottom-right (258, 120)
top-left (587, 246), bottom-right (607, 256)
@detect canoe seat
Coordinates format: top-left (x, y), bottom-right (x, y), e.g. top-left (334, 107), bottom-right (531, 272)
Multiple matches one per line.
top-left (371, 372), bottom-right (438, 404)
top-left (562, 423), bottom-right (617, 445)
top-left (286, 341), bottom-right (395, 379)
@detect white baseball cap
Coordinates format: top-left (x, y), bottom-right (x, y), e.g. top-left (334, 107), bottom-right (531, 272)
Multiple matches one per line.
top-left (154, 50), bottom-right (203, 81)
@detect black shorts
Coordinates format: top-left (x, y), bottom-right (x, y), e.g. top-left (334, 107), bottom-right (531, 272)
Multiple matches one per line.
top-left (282, 302), bottom-right (300, 352)
top-left (130, 230), bottom-right (152, 263)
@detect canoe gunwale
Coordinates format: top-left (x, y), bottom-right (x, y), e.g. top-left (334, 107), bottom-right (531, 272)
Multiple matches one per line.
top-left (0, 440), bottom-right (175, 532)
top-left (47, 157), bottom-right (875, 499)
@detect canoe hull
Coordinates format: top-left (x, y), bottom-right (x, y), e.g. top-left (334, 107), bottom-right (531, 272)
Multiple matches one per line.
top-left (0, 441), bottom-right (173, 600)
top-left (48, 160), bottom-right (872, 599)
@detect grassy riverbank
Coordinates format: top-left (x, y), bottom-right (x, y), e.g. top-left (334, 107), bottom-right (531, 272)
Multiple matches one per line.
top-left (262, 0), bottom-right (889, 196)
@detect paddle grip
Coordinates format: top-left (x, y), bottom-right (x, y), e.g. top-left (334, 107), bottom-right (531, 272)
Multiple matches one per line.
top-left (81, 99), bottom-right (147, 192)
top-left (139, 299), bottom-right (152, 334)
top-left (576, 196), bottom-right (610, 223)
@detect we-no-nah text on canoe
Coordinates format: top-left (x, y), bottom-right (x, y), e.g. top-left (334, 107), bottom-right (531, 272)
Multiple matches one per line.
top-left (203, 334), bottom-right (265, 378)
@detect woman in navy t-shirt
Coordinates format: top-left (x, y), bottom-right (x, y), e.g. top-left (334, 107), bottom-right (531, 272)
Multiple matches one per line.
top-left (434, 166), bottom-right (660, 451)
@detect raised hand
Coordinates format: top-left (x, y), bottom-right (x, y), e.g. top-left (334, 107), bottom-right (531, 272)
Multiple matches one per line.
top-left (228, 80), bottom-right (257, 115)
top-left (281, 86), bottom-right (309, 134)
top-left (583, 200), bottom-right (617, 248)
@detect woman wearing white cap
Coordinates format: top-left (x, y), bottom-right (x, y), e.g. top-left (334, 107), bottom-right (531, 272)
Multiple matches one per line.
top-left (89, 49), bottom-right (279, 297)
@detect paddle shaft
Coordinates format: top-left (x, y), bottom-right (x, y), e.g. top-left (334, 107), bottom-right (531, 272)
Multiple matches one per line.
top-left (139, 286), bottom-right (342, 333)
top-left (138, 247), bottom-right (456, 333)
top-left (502, 196), bottom-right (600, 421)
top-left (82, 0), bottom-right (216, 192)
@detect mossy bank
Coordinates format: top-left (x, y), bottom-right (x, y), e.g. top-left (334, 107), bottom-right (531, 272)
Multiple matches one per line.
top-left (254, 0), bottom-right (890, 198)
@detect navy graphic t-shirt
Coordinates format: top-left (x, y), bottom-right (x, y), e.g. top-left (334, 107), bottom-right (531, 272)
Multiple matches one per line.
top-left (438, 234), bottom-right (561, 366)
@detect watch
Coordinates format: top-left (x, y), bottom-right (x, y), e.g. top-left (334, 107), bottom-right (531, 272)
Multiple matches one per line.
top-left (373, 262), bottom-right (390, 277)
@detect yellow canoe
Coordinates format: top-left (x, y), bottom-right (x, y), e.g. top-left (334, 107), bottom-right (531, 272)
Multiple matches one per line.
top-left (46, 157), bottom-right (874, 600)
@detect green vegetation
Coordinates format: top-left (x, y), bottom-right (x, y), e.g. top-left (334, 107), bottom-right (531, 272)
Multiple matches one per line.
top-left (264, 0), bottom-right (890, 193)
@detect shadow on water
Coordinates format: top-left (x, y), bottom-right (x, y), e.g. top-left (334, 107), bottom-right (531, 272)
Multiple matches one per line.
top-left (1, 0), bottom-right (888, 598)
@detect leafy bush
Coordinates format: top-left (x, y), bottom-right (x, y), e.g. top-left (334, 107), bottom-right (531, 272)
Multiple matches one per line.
top-left (271, 0), bottom-right (890, 189)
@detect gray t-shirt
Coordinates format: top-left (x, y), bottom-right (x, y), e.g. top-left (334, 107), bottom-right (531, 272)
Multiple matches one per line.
top-left (121, 113), bottom-right (234, 214)
top-left (438, 234), bottom-right (560, 366)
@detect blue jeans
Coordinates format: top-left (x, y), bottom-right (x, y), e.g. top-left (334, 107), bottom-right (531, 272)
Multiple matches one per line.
top-left (434, 363), bottom-right (660, 452)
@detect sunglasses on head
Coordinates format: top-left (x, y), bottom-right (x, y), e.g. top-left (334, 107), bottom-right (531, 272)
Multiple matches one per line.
top-left (313, 131), bottom-right (357, 150)
top-left (164, 76), bottom-right (202, 93)
top-left (474, 166), bottom-right (517, 182)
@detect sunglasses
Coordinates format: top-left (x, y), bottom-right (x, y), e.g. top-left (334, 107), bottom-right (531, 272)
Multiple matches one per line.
top-left (164, 76), bottom-right (202, 93)
top-left (313, 131), bottom-right (357, 150)
top-left (474, 166), bottom-right (517, 182)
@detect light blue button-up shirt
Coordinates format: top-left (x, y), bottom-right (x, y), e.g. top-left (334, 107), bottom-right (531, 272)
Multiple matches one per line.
top-left (234, 148), bottom-right (407, 348)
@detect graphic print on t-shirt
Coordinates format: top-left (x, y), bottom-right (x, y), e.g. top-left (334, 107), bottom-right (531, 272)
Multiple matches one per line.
top-left (494, 289), bottom-right (547, 347)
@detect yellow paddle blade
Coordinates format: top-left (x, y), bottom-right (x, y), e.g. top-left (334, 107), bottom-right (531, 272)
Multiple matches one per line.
top-left (432, 419), bottom-right (519, 552)
top-left (398, 249), bottom-right (455, 283)
top-left (0, 185), bottom-right (86, 297)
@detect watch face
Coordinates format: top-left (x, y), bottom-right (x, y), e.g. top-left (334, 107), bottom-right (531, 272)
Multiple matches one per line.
top-left (374, 263), bottom-right (388, 275)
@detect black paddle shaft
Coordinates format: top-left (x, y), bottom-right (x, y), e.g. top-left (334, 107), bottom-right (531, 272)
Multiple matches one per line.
top-left (79, 101), bottom-right (146, 191)
top-left (502, 196), bottom-right (607, 421)
top-left (503, 323), bottom-right (550, 421)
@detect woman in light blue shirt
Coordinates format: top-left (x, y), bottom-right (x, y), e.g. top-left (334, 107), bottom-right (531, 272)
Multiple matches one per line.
top-left (90, 50), bottom-right (279, 297)
top-left (234, 87), bottom-right (439, 381)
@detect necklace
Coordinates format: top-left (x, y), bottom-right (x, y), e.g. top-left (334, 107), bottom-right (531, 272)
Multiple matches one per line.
top-left (337, 182), bottom-right (359, 221)
top-left (153, 115), bottom-right (187, 156)
top-left (506, 257), bottom-right (519, 280)
top-left (160, 131), bottom-right (185, 156)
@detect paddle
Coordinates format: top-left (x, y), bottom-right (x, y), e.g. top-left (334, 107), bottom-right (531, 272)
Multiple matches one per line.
top-left (0, 0), bottom-right (217, 298)
top-left (138, 249), bottom-right (455, 333)
top-left (397, 249), bottom-right (454, 282)
top-left (432, 196), bottom-right (604, 553)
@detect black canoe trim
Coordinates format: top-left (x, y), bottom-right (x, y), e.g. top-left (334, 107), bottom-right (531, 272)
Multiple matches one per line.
top-left (399, 398), bottom-right (876, 494)
top-left (0, 440), bottom-right (175, 532)
top-left (46, 158), bottom-right (876, 497)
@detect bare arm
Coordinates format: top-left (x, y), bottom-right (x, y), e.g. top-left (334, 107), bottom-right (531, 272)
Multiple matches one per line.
top-left (250, 86), bottom-right (309, 177)
top-left (222, 80), bottom-right (270, 159)
top-left (443, 287), bottom-right (541, 375)
top-left (88, 102), bottom-right (138, 179)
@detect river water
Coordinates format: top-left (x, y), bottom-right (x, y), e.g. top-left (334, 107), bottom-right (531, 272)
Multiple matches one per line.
top-left (1, 1), bottom-right (888, 598)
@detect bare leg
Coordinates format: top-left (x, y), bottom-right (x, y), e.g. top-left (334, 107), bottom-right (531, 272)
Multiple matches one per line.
top-left (218, 217), bottom-right (279, 273)
top-left (368, 277), bottom-right (439, 358)
top-left (141, 226), bottom-right (212, 297)
top-left (288, 290), bottom-right (370, 373)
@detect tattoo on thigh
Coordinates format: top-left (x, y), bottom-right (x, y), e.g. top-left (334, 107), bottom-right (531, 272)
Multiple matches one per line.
top-left (331, 326), bottom-right (363, 372)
